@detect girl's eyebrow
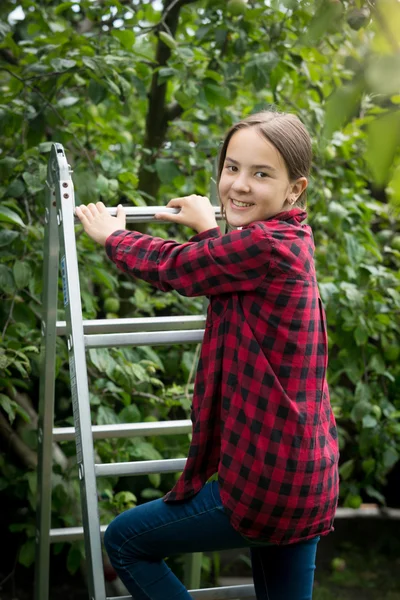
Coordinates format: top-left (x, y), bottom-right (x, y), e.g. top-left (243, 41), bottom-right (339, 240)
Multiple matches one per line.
top-left (225, 156), bottom-right (278, 172)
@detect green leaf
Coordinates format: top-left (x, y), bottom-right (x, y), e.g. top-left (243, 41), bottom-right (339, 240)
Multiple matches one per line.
top-left (0, 157), bottom-right (19, 169)
top-left (155, 159), bottom-right (181, 184)
top-left (339, 459), bottom-right (354, 480)
top-left (159, 31), bottom-right (177, 50)
top-left (0, 394), bottom-right (17, 424)
top-left (0, 206), bottom-right (25, 227)
top-left (119, 404), bottom-right (141, 423)
top-left (323, 82), bottom-right (363, 139)
top-left (362, 414), bottom-right (377, 429)
top-left (19, 539), bottom-right (35, 567)
top-left (88, 80), bottom-right (107, 104)
top-left (0, 229), bottom-right (19, 246)
top-left (365, 485), bottom-right (386, 505)
top-left (50, 58), bottom-right (77, 71)
top-left (366, 55), bottom-right (400, 97)
top-left (89, 349), bottom-right (117, 376)
top-left (382, 447), bottom-right (399, 470)
top-left (22, 172), bottom-right (44, 194)
top-left (354, 324), bottom-right (368, 346)
top-left (13, 261), bottom-right (32, 289)
top-left (5, 179), bottom-right (25, 199)
top-left (111, 29), bottom-right (136, 50)
top-left (0, 265), bottom-right (15, 294)
top-left (304, 0), bottom-right (344, 42)
top-left (114, 490), bottom-right (137, 504)
top-left (244, 52), bottom-right (279, 91)
top-left (54, 2), bottom-right (75, 15)
top-left (366, 111), bottom-right (400, 187)
top-left (57, 96), bottom-right (79, 107)
top-left (148, 473), bottom-right (161, 488)
top-left (67, 543), bottom-right (83, 574)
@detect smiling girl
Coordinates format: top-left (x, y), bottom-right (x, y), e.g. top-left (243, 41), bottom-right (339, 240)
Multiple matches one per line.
top-left (76, 110), bottom-right (339, 600)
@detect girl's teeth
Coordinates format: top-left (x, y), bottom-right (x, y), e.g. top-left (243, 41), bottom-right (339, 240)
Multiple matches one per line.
top-left (232, 199), bottom-right (253, 207)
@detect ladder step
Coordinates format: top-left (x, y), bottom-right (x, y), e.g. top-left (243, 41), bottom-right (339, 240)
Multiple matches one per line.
top-left (53, 420), bottom-right (192, 442)
top-left (50, 525), bottom-right (108, 543)
top-left (107, 584), bottom-right (256, 599)
top-left (74, 205), bottom-right (222, 225)
top-left (84, 329), bottom-right (204, 349)
top-left (95, 458), bottom-right (186, 477)
top-left (56, 315), bottom-right (206, 336)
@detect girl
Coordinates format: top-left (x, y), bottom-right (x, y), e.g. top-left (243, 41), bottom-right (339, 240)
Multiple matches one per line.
top-left (76, 110), bottom-right (339, 600)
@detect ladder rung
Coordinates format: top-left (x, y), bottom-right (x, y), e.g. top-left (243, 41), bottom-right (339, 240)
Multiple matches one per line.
top-left (53, 420), bottom-right (192, 441)
top-left (50, 525), bottom-right (108, 543)
top-left (56, 315), bottom-right (206, 336)
top-left (107, 584), bottom-right (256, 599)
top-left (95, 458), bottom-right (186, 477)
top-left (74, 205), bottom-right (222, 224)
top-left (84, 329), bottom-right (204, 349)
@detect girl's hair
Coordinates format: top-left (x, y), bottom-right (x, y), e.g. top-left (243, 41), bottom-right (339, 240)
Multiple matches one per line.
top-left (217, 110), bottom-right (312, 210)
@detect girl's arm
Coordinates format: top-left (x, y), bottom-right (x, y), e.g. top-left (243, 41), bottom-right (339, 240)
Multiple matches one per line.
top-left (76, 201), bottom-right (273, 297)
top-left (105, 224), bottom-right (271, 297)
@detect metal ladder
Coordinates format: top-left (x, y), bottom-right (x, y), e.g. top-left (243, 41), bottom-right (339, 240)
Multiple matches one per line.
top-left (34, 143), bottom-right (256, 600)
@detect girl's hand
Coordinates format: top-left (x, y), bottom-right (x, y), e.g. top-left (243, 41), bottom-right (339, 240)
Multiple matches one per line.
top-left (154, 195), bottom-right (218, 234)
top-left (75, 202), bottom-right (126, 246)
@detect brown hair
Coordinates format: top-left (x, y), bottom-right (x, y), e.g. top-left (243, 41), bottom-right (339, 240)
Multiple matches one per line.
top-left (217, 110), bottom-right (312, 211)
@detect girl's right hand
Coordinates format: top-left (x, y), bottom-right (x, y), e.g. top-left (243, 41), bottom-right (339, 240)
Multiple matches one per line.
top-left (154, 194), bottom-right (218, 234)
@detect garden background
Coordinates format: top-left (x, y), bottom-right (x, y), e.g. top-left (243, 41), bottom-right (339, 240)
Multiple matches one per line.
top-left (0, 0), bottom-right (400, 598)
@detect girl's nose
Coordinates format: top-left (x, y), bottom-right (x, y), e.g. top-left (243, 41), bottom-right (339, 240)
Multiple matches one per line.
top-left (231, 172), bottom-right (250, 193)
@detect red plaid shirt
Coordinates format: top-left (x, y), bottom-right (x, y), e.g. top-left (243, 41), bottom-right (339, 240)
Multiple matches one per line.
top-left (105, 208), bottom-right (339, 544)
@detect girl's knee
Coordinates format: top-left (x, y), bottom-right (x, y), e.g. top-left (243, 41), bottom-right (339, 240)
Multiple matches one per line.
top-left (104, 514), bottom-right (125, 560)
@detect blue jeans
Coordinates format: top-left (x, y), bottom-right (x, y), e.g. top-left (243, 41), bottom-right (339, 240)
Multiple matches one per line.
top-left (104, 481), bottom-right (319, 600)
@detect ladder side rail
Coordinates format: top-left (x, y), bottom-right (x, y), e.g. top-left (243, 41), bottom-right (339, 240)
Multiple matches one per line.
top-left (34, 168), bottom-right (61, 600)
top-left (55, 145), bottom-right (107, 600)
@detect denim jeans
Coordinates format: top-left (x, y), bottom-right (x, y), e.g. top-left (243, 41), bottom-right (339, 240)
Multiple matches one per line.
top-left (104, 481), bottom-right (319, 600)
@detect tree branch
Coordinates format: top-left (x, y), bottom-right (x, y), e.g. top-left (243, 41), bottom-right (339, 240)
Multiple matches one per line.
top-left (0, 411), bottom-right (37, 470)
top-left (0, 49), bottom-right (18, 66)
top-left (165, 101), bottom-right (184, 122)
top-left (137, 0), bottom-right (199, 199)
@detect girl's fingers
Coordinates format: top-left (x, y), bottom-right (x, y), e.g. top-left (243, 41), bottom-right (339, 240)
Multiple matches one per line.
top-left (166, 199), bottom-right (180, 208)
top-left (154, 211), bottom-right (181, 222)
top-left (75, 206), bottom-right (89, 227)
top-left (96, 201), bottom-right (107, 213)
top-left (87, 203), bottom-right (98, 216)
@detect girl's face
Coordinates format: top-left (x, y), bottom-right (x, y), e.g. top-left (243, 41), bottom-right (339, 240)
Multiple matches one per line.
top-left (218, 127), bottom-right (307, 228)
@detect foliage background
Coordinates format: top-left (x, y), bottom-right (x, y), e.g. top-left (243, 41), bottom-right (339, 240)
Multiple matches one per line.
top-left (0, 0), bottom-right (399, 580)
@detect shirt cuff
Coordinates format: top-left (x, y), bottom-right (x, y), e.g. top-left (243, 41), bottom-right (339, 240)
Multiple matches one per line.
top-left (189, 227), bottom-right (221, 242)
top-left (105, 229), bottom-right (130, 261)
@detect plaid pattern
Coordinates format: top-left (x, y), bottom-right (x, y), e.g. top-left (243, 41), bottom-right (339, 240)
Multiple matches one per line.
top-left (105, 208), bottom-right (339, 544)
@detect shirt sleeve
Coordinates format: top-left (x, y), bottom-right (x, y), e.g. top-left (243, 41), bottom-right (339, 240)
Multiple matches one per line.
top-left (105, 224), bottom-right (273, 297)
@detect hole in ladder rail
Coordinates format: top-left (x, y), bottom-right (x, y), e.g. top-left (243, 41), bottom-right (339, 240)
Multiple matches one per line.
top-left (57, 148), bottom-right (64, 154)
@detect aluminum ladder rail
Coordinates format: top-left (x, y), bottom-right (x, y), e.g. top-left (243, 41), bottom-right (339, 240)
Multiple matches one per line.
top-left (35, 143), bottom-right (255, 600)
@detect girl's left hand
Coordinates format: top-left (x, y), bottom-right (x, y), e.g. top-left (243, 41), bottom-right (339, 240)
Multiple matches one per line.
top-left (154, 195), bottom-right (218, 234)
top-left (75, 202), bottom-right (126, 246)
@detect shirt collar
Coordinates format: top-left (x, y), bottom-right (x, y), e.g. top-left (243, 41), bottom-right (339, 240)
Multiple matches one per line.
top-left (244, 208), bottom-right (308, 229)
top-left (268, 208), bottom-right (308, 224)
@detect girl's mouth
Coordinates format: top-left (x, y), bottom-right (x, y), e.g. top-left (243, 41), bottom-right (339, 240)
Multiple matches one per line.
top-left (230, 198), bottom-right (255, 210)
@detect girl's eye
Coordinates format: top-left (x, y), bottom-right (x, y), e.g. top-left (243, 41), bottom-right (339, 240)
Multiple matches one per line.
top-left (226, 165), bottom-right (238, 172)
top-left (255, 171), bottom-right (268, 178)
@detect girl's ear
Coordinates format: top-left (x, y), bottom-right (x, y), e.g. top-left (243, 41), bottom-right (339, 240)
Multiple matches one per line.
top-left (290, 177), bottom-right (308, 202)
